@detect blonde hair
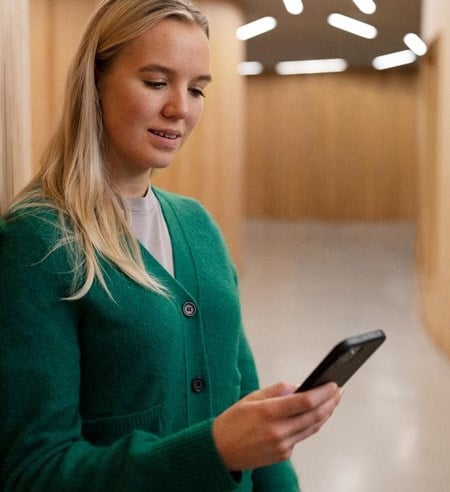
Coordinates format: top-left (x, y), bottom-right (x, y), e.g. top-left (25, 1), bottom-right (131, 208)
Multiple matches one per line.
top-left (6, 0), bottom-right (209, 299)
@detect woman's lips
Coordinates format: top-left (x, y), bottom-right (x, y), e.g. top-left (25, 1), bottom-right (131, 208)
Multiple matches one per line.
top-left (148, 129), bottom-right (181, 149)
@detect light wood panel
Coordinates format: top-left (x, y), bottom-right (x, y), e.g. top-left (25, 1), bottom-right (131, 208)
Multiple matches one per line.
top-left (28, 0), bottom-right (245, 263)
top-left (0, 0), bottom-right (32, 212)
top-left (418, 0), bottom-right (450, 359)
top-left (29, 0), bottom-right (100, 167)
top-left (245, 69), bottom-right (418, 220)
top-left (417, 40), bottom-right (439, 312)
top-left (416, 36), bottom-right (450, 359)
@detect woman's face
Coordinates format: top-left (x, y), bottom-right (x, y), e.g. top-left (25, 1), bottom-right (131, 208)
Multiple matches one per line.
top-left (97, 18), bottom-right (210, 195)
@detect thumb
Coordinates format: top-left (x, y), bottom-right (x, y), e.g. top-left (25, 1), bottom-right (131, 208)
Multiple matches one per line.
top-left (244, 381), bottom-right (298, 402)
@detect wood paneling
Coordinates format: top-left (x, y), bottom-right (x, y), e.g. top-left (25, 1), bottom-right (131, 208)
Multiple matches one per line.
top-left (418, 0), bottom-right (450, 359)
top-left (29, 0), bottom-right (100, 168)
top-left (28, 0), bottom-right (245, 263)
top-left (0, 0), bottom-right (32, 212)
top-left (417, 40), bottom-right (439, 306)
top-left (245, 70), bottom-right (418, 220)
top-left (416, 36), bottom-right (450, 359)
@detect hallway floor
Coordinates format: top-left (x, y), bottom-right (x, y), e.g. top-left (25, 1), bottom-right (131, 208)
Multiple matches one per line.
top-left (240, 220), bottom-right (450, 492)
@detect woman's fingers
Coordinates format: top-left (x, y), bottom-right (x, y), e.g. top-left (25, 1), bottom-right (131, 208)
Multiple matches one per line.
top-left (213, 381), bottom-right (343, 471)
top-left (265, 384), bottom-right (343, 443)
top-left (286, 386), bottom-right (343, 439)
top-left (242, 381), bottom-right (299, 401)
top-left (250, 381), bottom-right (341, 419)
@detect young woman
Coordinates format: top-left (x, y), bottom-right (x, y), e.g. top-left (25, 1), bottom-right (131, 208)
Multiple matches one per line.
top-left (0, 1), bottom-right (342, 490)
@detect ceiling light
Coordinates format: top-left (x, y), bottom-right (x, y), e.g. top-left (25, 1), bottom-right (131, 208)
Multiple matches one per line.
top-left (238, 61), bottom-right (264, 76)
top-left (283, 0), bottom-right (304, 15)
top-left (403, 33), bottom-right (428, 56)
top-left (328, 13), bottom-right (377, 39)
top-left (372, 50), bottom-right (417, 70)
top-left (275, 58), bottom-right (349, 75)
top-left (352, 0), bottom-right (377, 15)
top-left (236, 16), bottom-right (277, 41)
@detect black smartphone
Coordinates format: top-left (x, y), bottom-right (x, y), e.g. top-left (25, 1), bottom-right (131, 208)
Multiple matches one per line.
top-left (295, 329), bottom-right (386, 392)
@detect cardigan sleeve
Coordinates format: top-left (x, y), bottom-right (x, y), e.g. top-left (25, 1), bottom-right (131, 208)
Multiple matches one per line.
top-left (0, 214), bottom-right (240, 492)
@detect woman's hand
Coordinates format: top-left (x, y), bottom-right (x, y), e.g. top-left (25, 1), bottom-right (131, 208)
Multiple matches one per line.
top-left (212, 381), bottom-right (342, 471)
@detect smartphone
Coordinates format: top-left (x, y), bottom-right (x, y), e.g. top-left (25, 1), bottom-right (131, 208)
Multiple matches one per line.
top-left (295, 329), bottom-right (386, 392)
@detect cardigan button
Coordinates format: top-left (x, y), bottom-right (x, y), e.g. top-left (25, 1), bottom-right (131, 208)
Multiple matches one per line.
top-left (191, 377), bottom-right (206, 393)
top-left (182, 301), bottom-right (197, 317)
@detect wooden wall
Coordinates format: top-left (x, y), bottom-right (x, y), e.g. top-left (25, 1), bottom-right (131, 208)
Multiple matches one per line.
top-left (29, 0), bottom-right (100, 166)
top-left (28, 0), bottom-right (245, 262)
top-left (0, 0), bottom-right (32, 212)
top-left (418, 0), bottom-right (450, 359)
top-left (416, 40), bottom-right (449, 355)
top-left (245, 69), bottom-right (418, 220)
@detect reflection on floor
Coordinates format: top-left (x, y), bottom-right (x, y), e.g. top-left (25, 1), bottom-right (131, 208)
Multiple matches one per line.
top-left (240, 220), bottom-right (450, 492)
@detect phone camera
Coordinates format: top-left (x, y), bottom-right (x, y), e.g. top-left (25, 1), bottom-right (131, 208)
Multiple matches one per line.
top-left (340, 345), bottom-right (362, 363)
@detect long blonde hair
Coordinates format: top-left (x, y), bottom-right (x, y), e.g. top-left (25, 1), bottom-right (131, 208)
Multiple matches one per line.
top-left (7, 0), bottom-right (209, 299)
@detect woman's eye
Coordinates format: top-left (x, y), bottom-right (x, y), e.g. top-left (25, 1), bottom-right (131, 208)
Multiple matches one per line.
top-left (144, 81), bottom-right (166, 89)
top-left (190, 88), bottom-right (205, 98)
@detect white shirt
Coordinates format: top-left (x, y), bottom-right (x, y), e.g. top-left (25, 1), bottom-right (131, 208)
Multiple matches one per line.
top-left (127, 188), bottom-right (174, 276)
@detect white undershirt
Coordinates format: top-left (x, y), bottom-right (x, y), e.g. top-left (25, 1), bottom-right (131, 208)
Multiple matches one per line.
top-left (126, 188), bottom-right (174, 276)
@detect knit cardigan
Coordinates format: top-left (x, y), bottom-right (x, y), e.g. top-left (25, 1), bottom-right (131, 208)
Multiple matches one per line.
top-left (0, 188), bottom-right (300, 492)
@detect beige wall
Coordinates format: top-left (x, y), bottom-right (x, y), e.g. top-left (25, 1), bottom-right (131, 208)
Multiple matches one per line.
top-left (245, 69), bottom-right (418, 220)
top-left (28, 0), bottom-right (245, 263)
top-left (417, 0), bottom-right (450, 357)
top-left (0, 0), bottom-right (32, 213)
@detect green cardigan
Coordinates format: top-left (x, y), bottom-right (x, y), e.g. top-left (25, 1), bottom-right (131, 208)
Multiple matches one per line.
top-left (0, 188), bottom-right (300, 492)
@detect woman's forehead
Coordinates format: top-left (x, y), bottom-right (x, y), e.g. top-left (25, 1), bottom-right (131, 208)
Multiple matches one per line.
top-left (114, 19), bottom-right (210, 76)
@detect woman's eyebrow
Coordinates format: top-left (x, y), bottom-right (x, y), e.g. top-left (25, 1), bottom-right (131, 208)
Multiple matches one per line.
top-left (138, 64), bottom-right (212, 83)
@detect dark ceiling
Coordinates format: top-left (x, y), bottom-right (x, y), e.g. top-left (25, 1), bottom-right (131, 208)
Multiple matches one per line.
top-left (240, 0), bottom-right (423, 69)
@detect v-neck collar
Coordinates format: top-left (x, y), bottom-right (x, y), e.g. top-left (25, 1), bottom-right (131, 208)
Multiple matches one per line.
top-left (137, 187), bottom-right (200, 302)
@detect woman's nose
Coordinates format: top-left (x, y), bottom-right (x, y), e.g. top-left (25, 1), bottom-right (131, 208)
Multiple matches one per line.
top-left (162, 90), bottom-right (189, 119)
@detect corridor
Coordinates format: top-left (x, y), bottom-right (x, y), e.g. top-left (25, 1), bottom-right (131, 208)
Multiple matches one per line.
top-left (240, 221), bottom-right (450, 492)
